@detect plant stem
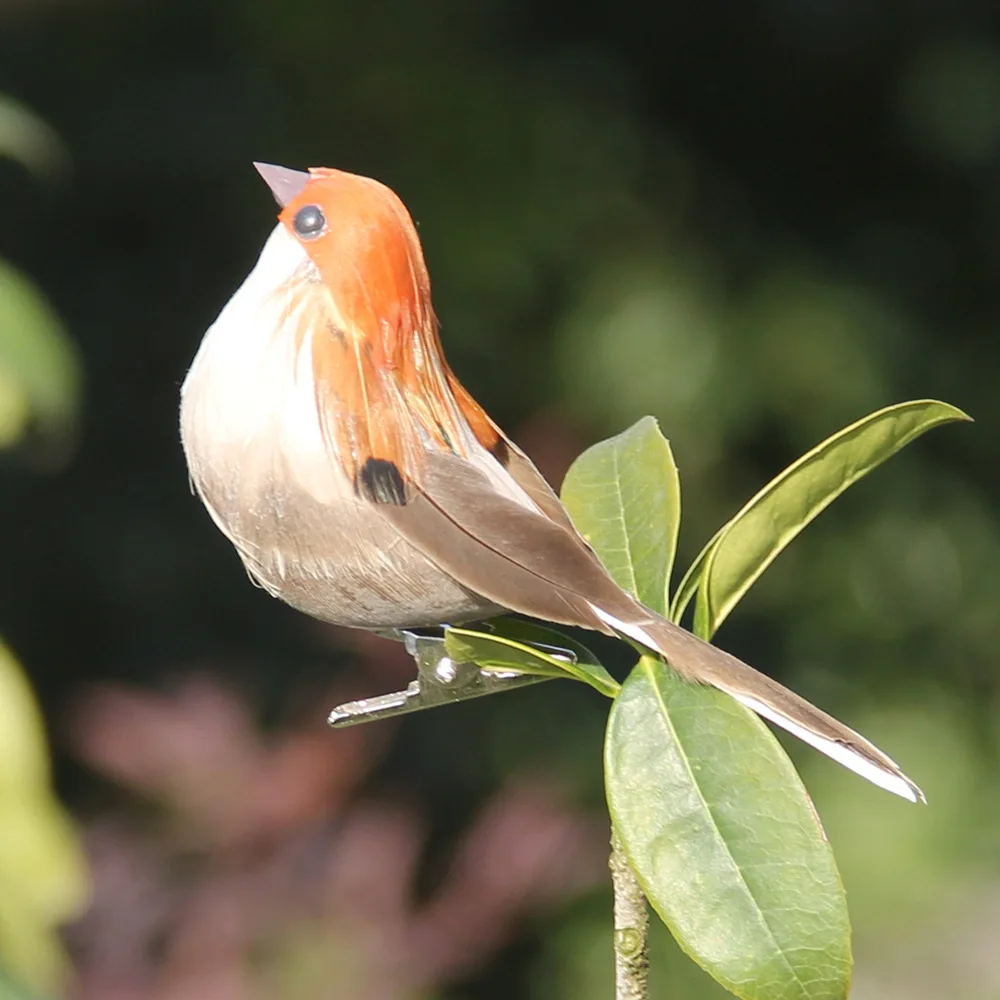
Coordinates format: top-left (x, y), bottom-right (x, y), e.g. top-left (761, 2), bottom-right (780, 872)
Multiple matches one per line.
top-left (610, 827), bottom-right (650, 1000)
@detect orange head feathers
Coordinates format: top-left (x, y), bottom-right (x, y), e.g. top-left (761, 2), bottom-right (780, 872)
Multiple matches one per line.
top-left (252, 163), bottom-right (504, 482)
top-left (257, 163), bottom-right (433, 373)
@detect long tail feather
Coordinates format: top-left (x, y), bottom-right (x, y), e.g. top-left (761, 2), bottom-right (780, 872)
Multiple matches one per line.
top-left (593, 605), bottom-right (925, 803)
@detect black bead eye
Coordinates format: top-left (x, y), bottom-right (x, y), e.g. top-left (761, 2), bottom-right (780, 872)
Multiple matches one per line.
top-left (292, 204), bottom-right (326, 240)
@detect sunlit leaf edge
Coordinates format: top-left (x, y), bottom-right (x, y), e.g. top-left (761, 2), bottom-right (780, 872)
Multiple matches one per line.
top-left (445, 624), bottom-right (620, 697)
top-left (670, 399), bottom-right (970, 633)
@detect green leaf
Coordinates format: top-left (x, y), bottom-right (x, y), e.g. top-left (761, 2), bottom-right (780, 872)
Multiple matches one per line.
top-left (488, 618), bottom-right (620, 697)
top-left (671, 399), bottom-right (971, 635)
top-left (561, 415), bottom-right (680, 615)
top-left (445, 619), bottom-right (619, 698)
top-left (0, 642), bottom-right (89, 994)
top-left (0, 259), bottom-right (80, 452)
top-left (607, 656), bottom-right (851, 1000)
top-left (564, 418), bottom-right (852, 999)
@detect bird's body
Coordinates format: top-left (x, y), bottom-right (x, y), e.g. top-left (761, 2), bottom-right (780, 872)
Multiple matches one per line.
top-left (181, 223), bottom-right (503, 627)
top-left (180, 163), bottom-right (923, 803)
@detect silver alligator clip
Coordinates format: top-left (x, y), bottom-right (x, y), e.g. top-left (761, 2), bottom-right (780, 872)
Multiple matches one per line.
top-left (327, 629), bottom-right (573, 728)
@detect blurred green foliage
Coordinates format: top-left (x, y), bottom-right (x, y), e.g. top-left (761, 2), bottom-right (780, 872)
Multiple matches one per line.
top-left (0, 641), bottom-right (87, 997)
top-left (0, 100), bottom-right (86, 996)
top-left (0, 260), bottom-right (79, 456)
top-left (0, 1), bottom-right (997, 997)
top-left (0, 96), bottom-right (77, 460)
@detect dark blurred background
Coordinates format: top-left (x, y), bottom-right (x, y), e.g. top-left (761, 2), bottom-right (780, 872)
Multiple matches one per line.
top-left (0, 0), bottom-right (998, 997)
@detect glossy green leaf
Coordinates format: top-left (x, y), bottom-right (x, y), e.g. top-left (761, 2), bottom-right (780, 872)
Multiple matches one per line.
top-left (671, 399), bottom-right (971, 635)
top-left (561, 415), bottom-right (681, 615)
top-left (607, 656), bottom-right (851, 1000)
top-left (563, 418), bottom-right (852, 999)
top-left (0, 643), bottom-right (89, 994)
top-left (445, 619), bottom-right (619, 698)
top-left (483, 618), bottom-right (620, 697)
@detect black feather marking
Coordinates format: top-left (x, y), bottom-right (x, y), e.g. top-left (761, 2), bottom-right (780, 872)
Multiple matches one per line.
top-left (356, 458), bottom-right (408, 505)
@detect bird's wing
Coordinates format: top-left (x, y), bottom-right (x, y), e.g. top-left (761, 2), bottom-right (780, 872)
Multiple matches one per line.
top-left (373, 448), bottom-right (923, 803)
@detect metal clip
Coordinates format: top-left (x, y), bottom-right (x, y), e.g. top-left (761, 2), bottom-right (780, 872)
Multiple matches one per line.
top-left (327, 629), bottom-right (573, 728)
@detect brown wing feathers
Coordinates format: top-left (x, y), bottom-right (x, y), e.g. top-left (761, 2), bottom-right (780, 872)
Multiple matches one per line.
top-left (376, 450), bottom-right (923, 802)
top-left (378, 451), bottom-right (622, 631)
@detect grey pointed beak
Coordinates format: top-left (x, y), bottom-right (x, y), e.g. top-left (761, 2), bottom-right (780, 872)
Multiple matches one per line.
top-left (254, 162), bottom-right (311, 208)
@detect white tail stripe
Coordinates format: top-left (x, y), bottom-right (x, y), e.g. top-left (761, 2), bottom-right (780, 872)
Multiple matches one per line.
top-left (729, 693), bottom-right (923, 803)
top-left (589, 604), bottom-right (656, 648)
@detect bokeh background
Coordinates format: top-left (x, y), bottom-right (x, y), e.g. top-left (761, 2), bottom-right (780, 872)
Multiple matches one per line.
top-left (1, 0), bottom-right (999, 997)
